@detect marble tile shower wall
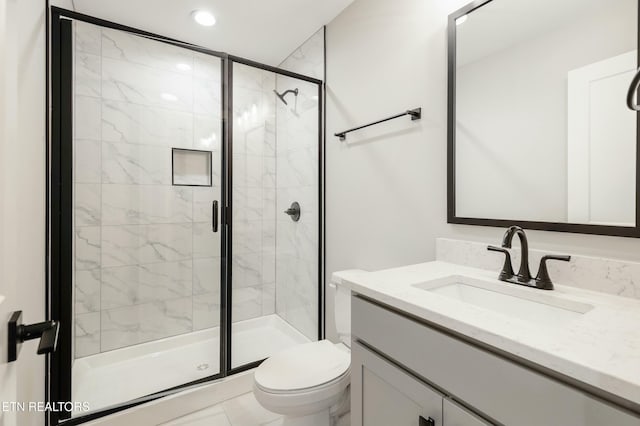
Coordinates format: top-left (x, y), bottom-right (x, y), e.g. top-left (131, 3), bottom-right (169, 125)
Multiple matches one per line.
top-left (73, 21), bottom-right (228, 358)
top-left (273, 29), bottom-right (324, 341)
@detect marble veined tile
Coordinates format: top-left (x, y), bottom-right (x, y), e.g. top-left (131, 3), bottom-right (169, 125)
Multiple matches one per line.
top-left (275, 220), bottom-right (318, 262)
top-left (262, 283), bottom-right (275, 316)
top-left (74, 96), bottom-right (101, 141)
top-left (75, 183), bottom-right (101, 226)
top-left (75, 226), bottom-right (101, 271)
top-left (75, 52), bottom-right (101, 98)
top-left (75, 312), bottom-right (100, 358)
top-left (276, 147), bottom-right (318, 188)
top-left (74, 139), bottom-right (101, 183)
top-left (233, 64), bottom-right (268, 92)
top-left (102, 100), bottom-right (193, 148)
top-left (262, 156), bottom-right (276, 189)
top-left (233, 187), bottom-right (263, 223)
top-left (194, 114), bottom-right (222, 151)
top-left (193, 54), bottom-right (222, 80)
top-left (102, 184), bottom-right (192, 225)
top-left (232, 219), bottom-right (262, 255)
top-left (101, 260), bottom-right (193, 309)
top-left (101, 141), bottom-right (171, 185)
top-left (101, 297), bottom-right (193, 351)
top-left (262, 250), bottom-right (276, 284)
top-left (102, 27), bottom-right (193, 74)
top-left (101, 223), bottom-right (192, 267)
top-left (194, 78), bottom-right (222, 115)
top-left (232, 252), bottom-right (262, 288)
top-left (193, 257), bottom-right (222, 295)
top-left (231, 286), bottom-right (262, 323)
top-left (102, 57), bottom-right (193, 112)
top-left (264, 118), bottom-right (276, 157)
top-left (75, 269), bottom-right (101, 314)
top-left (193, 222), bottom-right (221, 259)
top-left (193, 292), bottom-right (221, 330)
top-left (261, 187), bottom-right (276, 221)
top-left (75, 21), bottom-right (101, 55)
top-left (232, 154), bottom-right (263, 189)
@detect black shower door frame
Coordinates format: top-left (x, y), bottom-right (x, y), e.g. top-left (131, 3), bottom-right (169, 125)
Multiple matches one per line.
top-left (48, 7), bottom-right (325, 425)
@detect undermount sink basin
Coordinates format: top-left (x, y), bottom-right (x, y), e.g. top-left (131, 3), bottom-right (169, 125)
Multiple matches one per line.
top-left (413, 276), bottom-right (593, 326)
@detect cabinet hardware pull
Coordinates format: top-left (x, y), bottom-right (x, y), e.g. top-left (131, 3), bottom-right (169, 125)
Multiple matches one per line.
top-left (419, 415), bottom-right (435, 426)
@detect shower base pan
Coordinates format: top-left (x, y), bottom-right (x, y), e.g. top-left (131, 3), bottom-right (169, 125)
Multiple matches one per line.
top-left (72, 314), bottom-right (309, 414)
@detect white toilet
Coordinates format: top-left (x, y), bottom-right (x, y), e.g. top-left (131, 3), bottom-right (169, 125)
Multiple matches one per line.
top-left (253, 270), bottom-right (363, 426)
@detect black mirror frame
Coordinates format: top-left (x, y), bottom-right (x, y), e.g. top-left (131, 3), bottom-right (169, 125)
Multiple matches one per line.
top-left (447, 0), bottom-right (640, 238)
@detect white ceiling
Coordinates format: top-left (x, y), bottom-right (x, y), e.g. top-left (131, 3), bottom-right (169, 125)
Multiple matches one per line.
top-left (53, 0), bottom-right (353, 65)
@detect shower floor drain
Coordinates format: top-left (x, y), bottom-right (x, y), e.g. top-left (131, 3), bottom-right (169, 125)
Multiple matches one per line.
top-left (196, 363), bottom-right (209, 371)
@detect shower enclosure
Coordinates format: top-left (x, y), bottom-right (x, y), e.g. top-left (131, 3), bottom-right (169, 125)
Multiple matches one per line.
top-left (48, 9), bottom-right (322, 424)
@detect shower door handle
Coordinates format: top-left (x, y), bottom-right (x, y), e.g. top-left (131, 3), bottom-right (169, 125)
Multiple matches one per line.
top-left (212, 200), bottom-right (218, 233)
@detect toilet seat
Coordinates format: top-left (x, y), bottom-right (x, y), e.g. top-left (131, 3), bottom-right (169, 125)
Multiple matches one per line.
top-left (253, 340), bottom-right (351, 416)
top-left (254, 340), bottom-right (350, 392)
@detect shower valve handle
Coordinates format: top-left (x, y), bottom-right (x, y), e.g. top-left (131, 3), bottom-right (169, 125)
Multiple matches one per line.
top-left (284, 202), bottom-right (301, 222)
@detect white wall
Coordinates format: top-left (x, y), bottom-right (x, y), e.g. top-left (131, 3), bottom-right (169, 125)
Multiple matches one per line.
top-left (325, 0), bottom-right (640, 340)
top-left (0, 0), bottom-right (47, 424)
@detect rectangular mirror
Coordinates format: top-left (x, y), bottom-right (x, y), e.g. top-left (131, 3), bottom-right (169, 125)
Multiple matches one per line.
top-left (448, 0), bottom-right (640, 236)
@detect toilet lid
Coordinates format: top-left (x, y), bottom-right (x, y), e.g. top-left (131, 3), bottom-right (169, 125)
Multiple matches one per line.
top-left (255, 340), bottom-right (350, 392)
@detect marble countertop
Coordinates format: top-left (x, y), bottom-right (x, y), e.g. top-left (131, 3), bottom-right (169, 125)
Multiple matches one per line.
top-left (334, 261), bottom-right (640, 407)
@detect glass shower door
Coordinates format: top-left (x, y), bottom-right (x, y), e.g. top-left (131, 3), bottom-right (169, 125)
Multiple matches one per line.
top-left (230, 62), bottom-right (320, 368)
top-left (70, 20), bottom-right (224, 414)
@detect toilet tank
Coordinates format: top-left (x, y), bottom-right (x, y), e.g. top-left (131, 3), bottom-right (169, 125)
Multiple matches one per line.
top-left (330, 270), bottom-right (367, 348)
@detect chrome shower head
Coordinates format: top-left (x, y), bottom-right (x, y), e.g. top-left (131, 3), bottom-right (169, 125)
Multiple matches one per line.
top-left (273, 88), bottom-right (299, 105)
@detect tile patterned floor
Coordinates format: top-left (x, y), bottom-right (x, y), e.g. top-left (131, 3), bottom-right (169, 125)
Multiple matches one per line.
top-left (160, 392), bottom-right (283, 426)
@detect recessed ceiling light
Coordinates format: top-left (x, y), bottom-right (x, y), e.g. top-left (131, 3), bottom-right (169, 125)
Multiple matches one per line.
top-left (176, 63), bottom-right (192, 71)
top-left (456, 15), bottom-right (468, 26)
top-left (161, 93), bottom-right (178, 102)
top-left (192, 10), bottom-right (216, 27)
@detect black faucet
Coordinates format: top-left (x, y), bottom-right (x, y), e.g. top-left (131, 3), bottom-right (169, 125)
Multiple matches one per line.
top-left (501, 225), bottom-right (532, 283)
top-left (487, 226), bottom-right (571, 290)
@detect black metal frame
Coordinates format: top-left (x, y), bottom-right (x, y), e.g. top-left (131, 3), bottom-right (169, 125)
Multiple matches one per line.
top-left (447, 0), bottom-right (640, 238)
top-left (171, 148), bottom-right (214, 187)
top-left (48, 6), bottom-right (325, 425)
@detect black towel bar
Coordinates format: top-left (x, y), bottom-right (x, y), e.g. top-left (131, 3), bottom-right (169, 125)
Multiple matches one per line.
top-left (334, 107), bottom-right (421, 141)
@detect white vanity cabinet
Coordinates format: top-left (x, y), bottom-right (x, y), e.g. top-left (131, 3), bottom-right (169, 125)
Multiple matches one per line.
top-left (351, 340), bottom-right (442, 426)
top-left (352, 339), bottom-right (488, 426)
top-left (351, 295), bottom-right (640, 426)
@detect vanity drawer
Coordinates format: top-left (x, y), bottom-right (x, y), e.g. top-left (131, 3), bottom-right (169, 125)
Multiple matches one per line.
top-left (352, 295), bottom-right (640, 426)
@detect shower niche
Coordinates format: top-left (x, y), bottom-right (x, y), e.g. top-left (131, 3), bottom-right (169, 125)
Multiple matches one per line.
top-left (172, 148), bottom-right (213, 186)
top-left (49, 10), bottom-right (323, 424)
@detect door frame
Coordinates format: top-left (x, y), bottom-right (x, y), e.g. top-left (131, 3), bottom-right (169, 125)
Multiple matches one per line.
top-left (48, 7), bottom-right (325, 425)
